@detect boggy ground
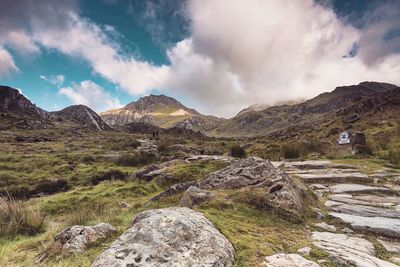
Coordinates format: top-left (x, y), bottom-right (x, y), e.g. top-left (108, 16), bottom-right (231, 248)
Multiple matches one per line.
top-left (0, 129), bottom-right (399, 266)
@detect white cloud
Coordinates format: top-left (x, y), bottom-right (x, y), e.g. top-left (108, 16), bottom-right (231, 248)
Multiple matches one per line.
top-left (0, 30), bottom-right (40, 56)
top-left (2, 0), bottom-right (400, 117)
top-left (40, 74), bottom-right (65, 87)
top-left (0, 46), bottom-right (18, 77)
top-left (59, 80), bottom-right (122, 112)
top-left (32, 13), bottom-right (170, 95)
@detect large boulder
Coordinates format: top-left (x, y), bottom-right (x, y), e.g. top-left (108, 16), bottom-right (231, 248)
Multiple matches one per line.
top-left (198, 157), bottom-right (305, 219)
top-left (91, 207), bottom-right (235, 267)
top-left (180, 186), bottom-right (215, 208)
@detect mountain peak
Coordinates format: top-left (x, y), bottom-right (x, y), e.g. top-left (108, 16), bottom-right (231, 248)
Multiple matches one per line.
top-left (100, 94), bottom-right (204, 128)
top-left (52, 105), bottom-right (110, 131)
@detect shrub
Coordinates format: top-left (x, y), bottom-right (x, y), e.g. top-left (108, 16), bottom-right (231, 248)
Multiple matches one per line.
top-left (388, 149), bottom-right (400, 165)
top-left (230, 145), bottom-right (246, 158)
top-left (115, 151), bottom-right (157, 167)
top-left (281, 144), bottom-right (300, 159)
top-left (0, 197), bottom-right (45, 237)
top-left (91, 169), bottom-right (127, 185)
top-left (81, 155), bottom-right (96, 164)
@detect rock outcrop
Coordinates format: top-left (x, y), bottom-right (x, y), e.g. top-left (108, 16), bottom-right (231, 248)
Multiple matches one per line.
top-left (51, 105), bottom-right (111, 131)
top-left (180, 186), bottom-right (215, 208)
top-left (91, 207), bottom-right (235, 267)
top-left (312, 231), bottom-right (398, 267)
top-left (198, 157), bottom-right (305, 219)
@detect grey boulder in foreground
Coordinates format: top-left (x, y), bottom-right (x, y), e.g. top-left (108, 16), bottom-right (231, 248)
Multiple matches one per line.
top-left (91, 207), bottom-right (235, 267)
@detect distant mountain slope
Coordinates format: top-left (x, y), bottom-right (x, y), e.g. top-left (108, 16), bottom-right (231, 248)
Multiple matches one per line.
top-left (0, 86), bottom-right (110, 131)
top-left (0, 86), bottom-right (50, 130)
top-left (51, 105), bottom-right (111, 131)
top-left (210, 81), bottom-right (400, 138)
top-left (100, 94), bottom-right (224, 130)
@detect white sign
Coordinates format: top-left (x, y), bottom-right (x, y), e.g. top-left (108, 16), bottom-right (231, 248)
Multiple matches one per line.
top-left (338, 131), bottom-right (351, 145)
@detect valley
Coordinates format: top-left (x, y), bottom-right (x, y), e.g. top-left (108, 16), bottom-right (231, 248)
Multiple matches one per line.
top-left (1, 82), bottom-right (400, 266)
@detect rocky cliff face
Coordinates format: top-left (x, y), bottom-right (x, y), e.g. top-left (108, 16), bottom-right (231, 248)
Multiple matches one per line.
top-left (51, 105), bottom-right (111, 131)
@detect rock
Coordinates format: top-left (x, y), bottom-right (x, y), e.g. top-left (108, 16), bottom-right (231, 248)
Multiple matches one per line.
top-left (325, 200), bottom-right (400, 218)
top-left (314, 222), bottom-right (336, 232)
top-left (54, 223), bottom-right (116, 256)
top-left (264, 253), bottom-right (320, 267)
top-left (185, 155), bottom-right (233, 163)
top-left (273, 160), bottom-right (356, 170)
top-left (329, 184), bottom-right (394, 194)
top-left (297, 247), bottom-right (312, 256)
top-left (329, 212), bottom-right (400, 238)
top-left (150, 181), bottom-right (199, 201)
top-left (135, 164), bottom-right (161, 181)
top-left (312, 231), bottom-right (398, 267)
top-left (180, 186), bottom-right (215, 208)
top-left (378, 239), bottom-right (400, 253)
top-left (91, 207), bottom-right (235, 267)
top-left (199, 147), bottom-right (223, 155)
top-left (198, 157), bottom-right (305, 219)
top-left (155, 172), bottom-right (175, 186)
top-left (297, 173), bottom-right (370, 183)
top-left (342, 228), bottom-right (353, 234)
top-left (328, 194), bottom-right (398, 208)
top-left (118, 201), bottom-right (130, 208)
top-left (390, 257), bottom-right (400, 265)
top-left (30, 178), bottom-right (68, 196)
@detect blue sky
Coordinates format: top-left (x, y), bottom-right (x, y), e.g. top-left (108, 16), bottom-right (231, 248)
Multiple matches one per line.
top-left (0, 0), bottom-right (399, 117)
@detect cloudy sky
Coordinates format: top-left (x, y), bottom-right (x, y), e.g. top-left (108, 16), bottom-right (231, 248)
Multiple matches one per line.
top-left (0, 0), bottom-right (399, 117)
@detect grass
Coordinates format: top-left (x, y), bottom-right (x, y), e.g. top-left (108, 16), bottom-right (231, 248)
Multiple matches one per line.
top-left (1, 128), bottom-right (397, 266)
top-left (0, 197), bottom-right (46, 238)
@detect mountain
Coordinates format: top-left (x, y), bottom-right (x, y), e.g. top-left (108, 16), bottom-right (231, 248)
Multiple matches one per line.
top-left (0, 86), bottom-right (110, 131)
top-left (237, 99), bottom-right (306, 116)
top-left (100, 94), bottom-right (224, 130)
top-left (210, 81), bottom-right (400, 138)
top-left (0, 86), bottom-right (50, 130)
top-left (51, 105), bottom-right (111, 131)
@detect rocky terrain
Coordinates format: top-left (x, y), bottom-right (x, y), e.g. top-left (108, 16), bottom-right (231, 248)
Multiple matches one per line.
top-left (1, 81), bottom-right (400, 267)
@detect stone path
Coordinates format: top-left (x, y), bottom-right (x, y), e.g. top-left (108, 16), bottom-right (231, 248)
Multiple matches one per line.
top-left (274, 160), bottom-right (400, 266)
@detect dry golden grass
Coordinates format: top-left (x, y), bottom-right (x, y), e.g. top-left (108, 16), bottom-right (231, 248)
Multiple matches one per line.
top-left (0, 196), bottom-right (45, 237)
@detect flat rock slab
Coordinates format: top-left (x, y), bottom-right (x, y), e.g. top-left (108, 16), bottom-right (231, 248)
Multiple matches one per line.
top-left (329, 184), bottom-right (395, 194)
top-left (272, 161), bottom-right (357, 170)
top-left (91, 207), bottom-right (235, 267)
top-left (312, 231), bottom-right (398, 267)
top-left (325, 200), bottom-right (400, 218)
top-left (297, 173), bottom-right (370, 184)
top-left (264, 253), bottom-right (320, 267)
top-left (329, 194), bottom-right (398, 208)
top-left (329, 212), bottom-right (400, 238)
top-left (378, 239), bottom-right (400, 253)
top-left (314, 222), bottom-right (337, 232)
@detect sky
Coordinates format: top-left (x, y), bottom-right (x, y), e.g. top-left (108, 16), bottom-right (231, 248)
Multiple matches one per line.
top-left (0, 0), bottom-right (399, 118)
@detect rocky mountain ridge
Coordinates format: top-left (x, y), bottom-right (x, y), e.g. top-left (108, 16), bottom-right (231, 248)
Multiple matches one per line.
top-left (0, 86), bottom-right (109, 131)
top-left (210, 81), bottom-right (400, 138)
